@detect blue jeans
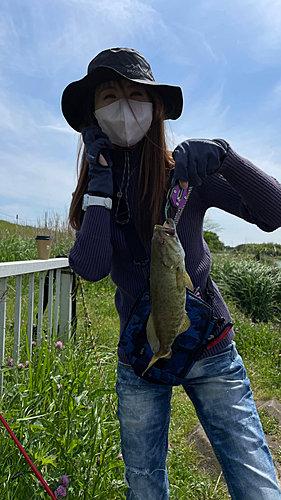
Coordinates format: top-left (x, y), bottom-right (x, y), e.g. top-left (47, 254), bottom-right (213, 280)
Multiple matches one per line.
top-left (116, 341), bottom-right (281, 500)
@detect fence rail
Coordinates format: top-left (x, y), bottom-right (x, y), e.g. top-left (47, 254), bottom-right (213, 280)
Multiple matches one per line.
top-left (0, 257), bottom-right (73, 396)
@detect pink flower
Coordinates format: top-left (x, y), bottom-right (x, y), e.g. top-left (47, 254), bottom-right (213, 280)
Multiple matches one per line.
top-left (235, 328), bottom-right (239, 331)
top-left (168, 444), bottom-right (171, 450)
top-left (270, 325), bottom-right (274, 329)
top-left (244, 335), bottom-right (247, 338)
top-left (279, 354), bottom-right (281, 357)
top-left (7, 358), bottom-right (13, 367)
top-left (32, 341), bottom-right (36, 346)
top-left (25, 360), bottom-right (29, 368)
top-left (21, 320), bottom-right (25, 323)
top-left (118, 454), bottom-right (123, 460)
top-left (54, 485), bottom-right (67, 498)
top-left (56, 341), bottom-right (63, 349)
top-left (18, 363), bottom-right (23, 369)
top-left (57, 384), bottom-right (61, 389)
top-left (59, 475), bottom-right (69, 488)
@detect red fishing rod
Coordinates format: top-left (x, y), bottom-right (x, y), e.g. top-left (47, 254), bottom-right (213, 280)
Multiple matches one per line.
top-left (0, 412), bottom-right (57, 500)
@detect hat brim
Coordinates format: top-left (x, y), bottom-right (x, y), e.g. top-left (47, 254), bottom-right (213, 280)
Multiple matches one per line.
top-left (61, 66), bottom-right (183, 132)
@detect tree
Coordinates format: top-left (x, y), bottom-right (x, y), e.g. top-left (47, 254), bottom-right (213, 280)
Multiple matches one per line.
top-left (203, 216), bottom-right (223, 234)
top-left (203, 231), bottom-right (224, 252)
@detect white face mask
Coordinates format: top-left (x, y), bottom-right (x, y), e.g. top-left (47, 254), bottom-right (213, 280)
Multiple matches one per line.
top-left (94, 98), bottom-right (153, 148)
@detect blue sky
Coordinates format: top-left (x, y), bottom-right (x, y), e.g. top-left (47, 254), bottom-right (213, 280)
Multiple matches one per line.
top-left (0, 0), bottom-right (281, 246)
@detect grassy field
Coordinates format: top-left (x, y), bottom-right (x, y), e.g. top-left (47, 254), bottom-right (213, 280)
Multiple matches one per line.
top-left (0, 226), bottom-right (281, 499)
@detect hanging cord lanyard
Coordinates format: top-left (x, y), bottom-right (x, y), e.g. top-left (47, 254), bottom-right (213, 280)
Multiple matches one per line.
top-left (0, 413), bottom-right (57, 499)
top-left (165, 181), bottom-right (193, 225)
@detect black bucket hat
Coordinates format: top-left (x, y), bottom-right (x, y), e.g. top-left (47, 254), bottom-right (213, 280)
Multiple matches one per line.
top-left (61, 47), bottom-right (183, 132)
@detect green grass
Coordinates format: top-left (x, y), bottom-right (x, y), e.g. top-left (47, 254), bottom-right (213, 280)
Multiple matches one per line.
top-left (211, 253), bottom-right (281, 322)
top-left (1, 229), bottom-right (281, 498)
top-left (226, 300), bottom-right (281, 400)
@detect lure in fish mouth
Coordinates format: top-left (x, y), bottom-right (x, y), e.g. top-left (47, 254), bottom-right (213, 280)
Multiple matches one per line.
top-left (141, 218), bottom-right (192, 377)
top-left (154, 218), bottom-right (176, 237)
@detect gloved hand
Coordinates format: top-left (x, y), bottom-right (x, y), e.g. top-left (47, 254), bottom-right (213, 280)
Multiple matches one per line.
top-left (82, 125), bottom-right (115, 197)
top-left (172, 139), bottom-right (228, 187)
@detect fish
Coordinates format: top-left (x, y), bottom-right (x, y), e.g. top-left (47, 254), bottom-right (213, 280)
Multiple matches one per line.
top-left (142, 218), bottom-right (193, 376)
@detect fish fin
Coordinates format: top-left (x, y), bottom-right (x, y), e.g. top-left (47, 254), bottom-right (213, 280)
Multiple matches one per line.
top-left (146, 314), bottom-right (160, 354)
top-left (178, 312), bottom-right (191, 334)
top-left (142, 349), bottom-right (172, 376)
top-left (185, 271), bottom-right (193, 290)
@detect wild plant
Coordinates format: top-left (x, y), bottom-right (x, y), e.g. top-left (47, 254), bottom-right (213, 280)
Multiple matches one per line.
top-left (211, 255), bottom-right (281, 322)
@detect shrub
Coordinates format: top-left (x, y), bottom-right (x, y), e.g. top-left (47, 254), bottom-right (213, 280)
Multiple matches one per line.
top-left (211, 256), bottom-right (281, 322)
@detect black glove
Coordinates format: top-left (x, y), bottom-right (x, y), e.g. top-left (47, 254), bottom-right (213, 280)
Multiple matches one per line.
top-left (82, 126), bottom-right (114, 197)
top-left (172, 139), bottom-right (228, 187)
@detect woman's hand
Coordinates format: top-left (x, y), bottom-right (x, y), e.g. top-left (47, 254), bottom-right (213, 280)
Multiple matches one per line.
top-left (82, 126), bottom-right (114, 197)
top-left (173, 139), bottom-right (228, 188)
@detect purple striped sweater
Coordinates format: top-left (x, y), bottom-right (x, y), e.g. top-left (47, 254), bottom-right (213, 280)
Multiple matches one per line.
top-left (69, 144), bottom-right (281, 364)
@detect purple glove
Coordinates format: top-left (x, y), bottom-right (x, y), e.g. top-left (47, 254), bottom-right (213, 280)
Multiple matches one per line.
top-left (82, 126), bottom-right (114, 197)
top-left (173, 138), bottom-right (228, 187)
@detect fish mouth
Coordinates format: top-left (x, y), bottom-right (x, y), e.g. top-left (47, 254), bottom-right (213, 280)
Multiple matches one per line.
top-left (154, 218), bottom-right (176, 237)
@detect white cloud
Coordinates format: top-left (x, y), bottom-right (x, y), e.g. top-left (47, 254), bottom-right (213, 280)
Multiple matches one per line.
top-left (202, 0), bottom-right (281, 65)
top-left (0, 150), bottom-right (75, 205)
top-left (0, 0), bottom-right (166, 76)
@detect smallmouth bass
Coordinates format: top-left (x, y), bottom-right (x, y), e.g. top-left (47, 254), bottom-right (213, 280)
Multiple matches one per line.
top-left (142, 218), bottom-right (192, 376)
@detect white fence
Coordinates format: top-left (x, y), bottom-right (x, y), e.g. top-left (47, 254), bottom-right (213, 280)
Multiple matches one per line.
top-left (0, 258), bottom-right (73, 396)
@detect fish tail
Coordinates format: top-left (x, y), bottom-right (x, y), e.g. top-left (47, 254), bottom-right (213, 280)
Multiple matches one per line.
top-left (141, 350), bottom-right (172, 377)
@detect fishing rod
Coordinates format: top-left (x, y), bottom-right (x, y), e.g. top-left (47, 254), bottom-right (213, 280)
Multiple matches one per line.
top-left (0, 412), bottom-right (57, 500)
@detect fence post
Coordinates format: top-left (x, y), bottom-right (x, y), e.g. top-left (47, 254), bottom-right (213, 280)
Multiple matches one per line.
top-left (27, 273), bottom-right (35, 361)
top-left (0, 278), bottom-right (7, 397)
top-left (37, 271), bottom-right (45, 346)
top-left (59, 267), bottom-right (73, 344)
top-left (13, 275), bottom-right (22, 366)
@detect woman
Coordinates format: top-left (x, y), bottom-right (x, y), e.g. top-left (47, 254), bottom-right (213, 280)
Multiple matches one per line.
top-left (62, 47), bottom-right (281, 499)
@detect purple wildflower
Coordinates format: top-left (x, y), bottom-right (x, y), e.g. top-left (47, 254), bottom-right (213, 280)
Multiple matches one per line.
top-left (235, 327), bottom-right (239, 331)
top-left (21, 320), bottom-right (25, 323)
top-left (56, 341), bottom-right (63, 349)
top-left (25, 360), bottom-right (29, 368)
top-left (270, 325), bottom-right (274, 329)
top-left (118, 454), bottom-right (123, 460)
top-left (279, 354), bottom-right (281, 357)
top-left (32, 341), bottom-right (36, 346)
top-left (54, 485), bottom-right (67, 498)
top-left (7, 358), bottom-right (13, 367)
top-left (59, 475), bottom-right (69, 487)
top-left (18, 363), bottom-right (23, 370)
top-left (57, 383), bottom-right (61, 389)
top-left (244, 335), bottom-right (247, 338)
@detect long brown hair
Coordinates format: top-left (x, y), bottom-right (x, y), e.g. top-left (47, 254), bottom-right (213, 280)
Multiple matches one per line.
top-left (69, 84), bottom-right (174, 248)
